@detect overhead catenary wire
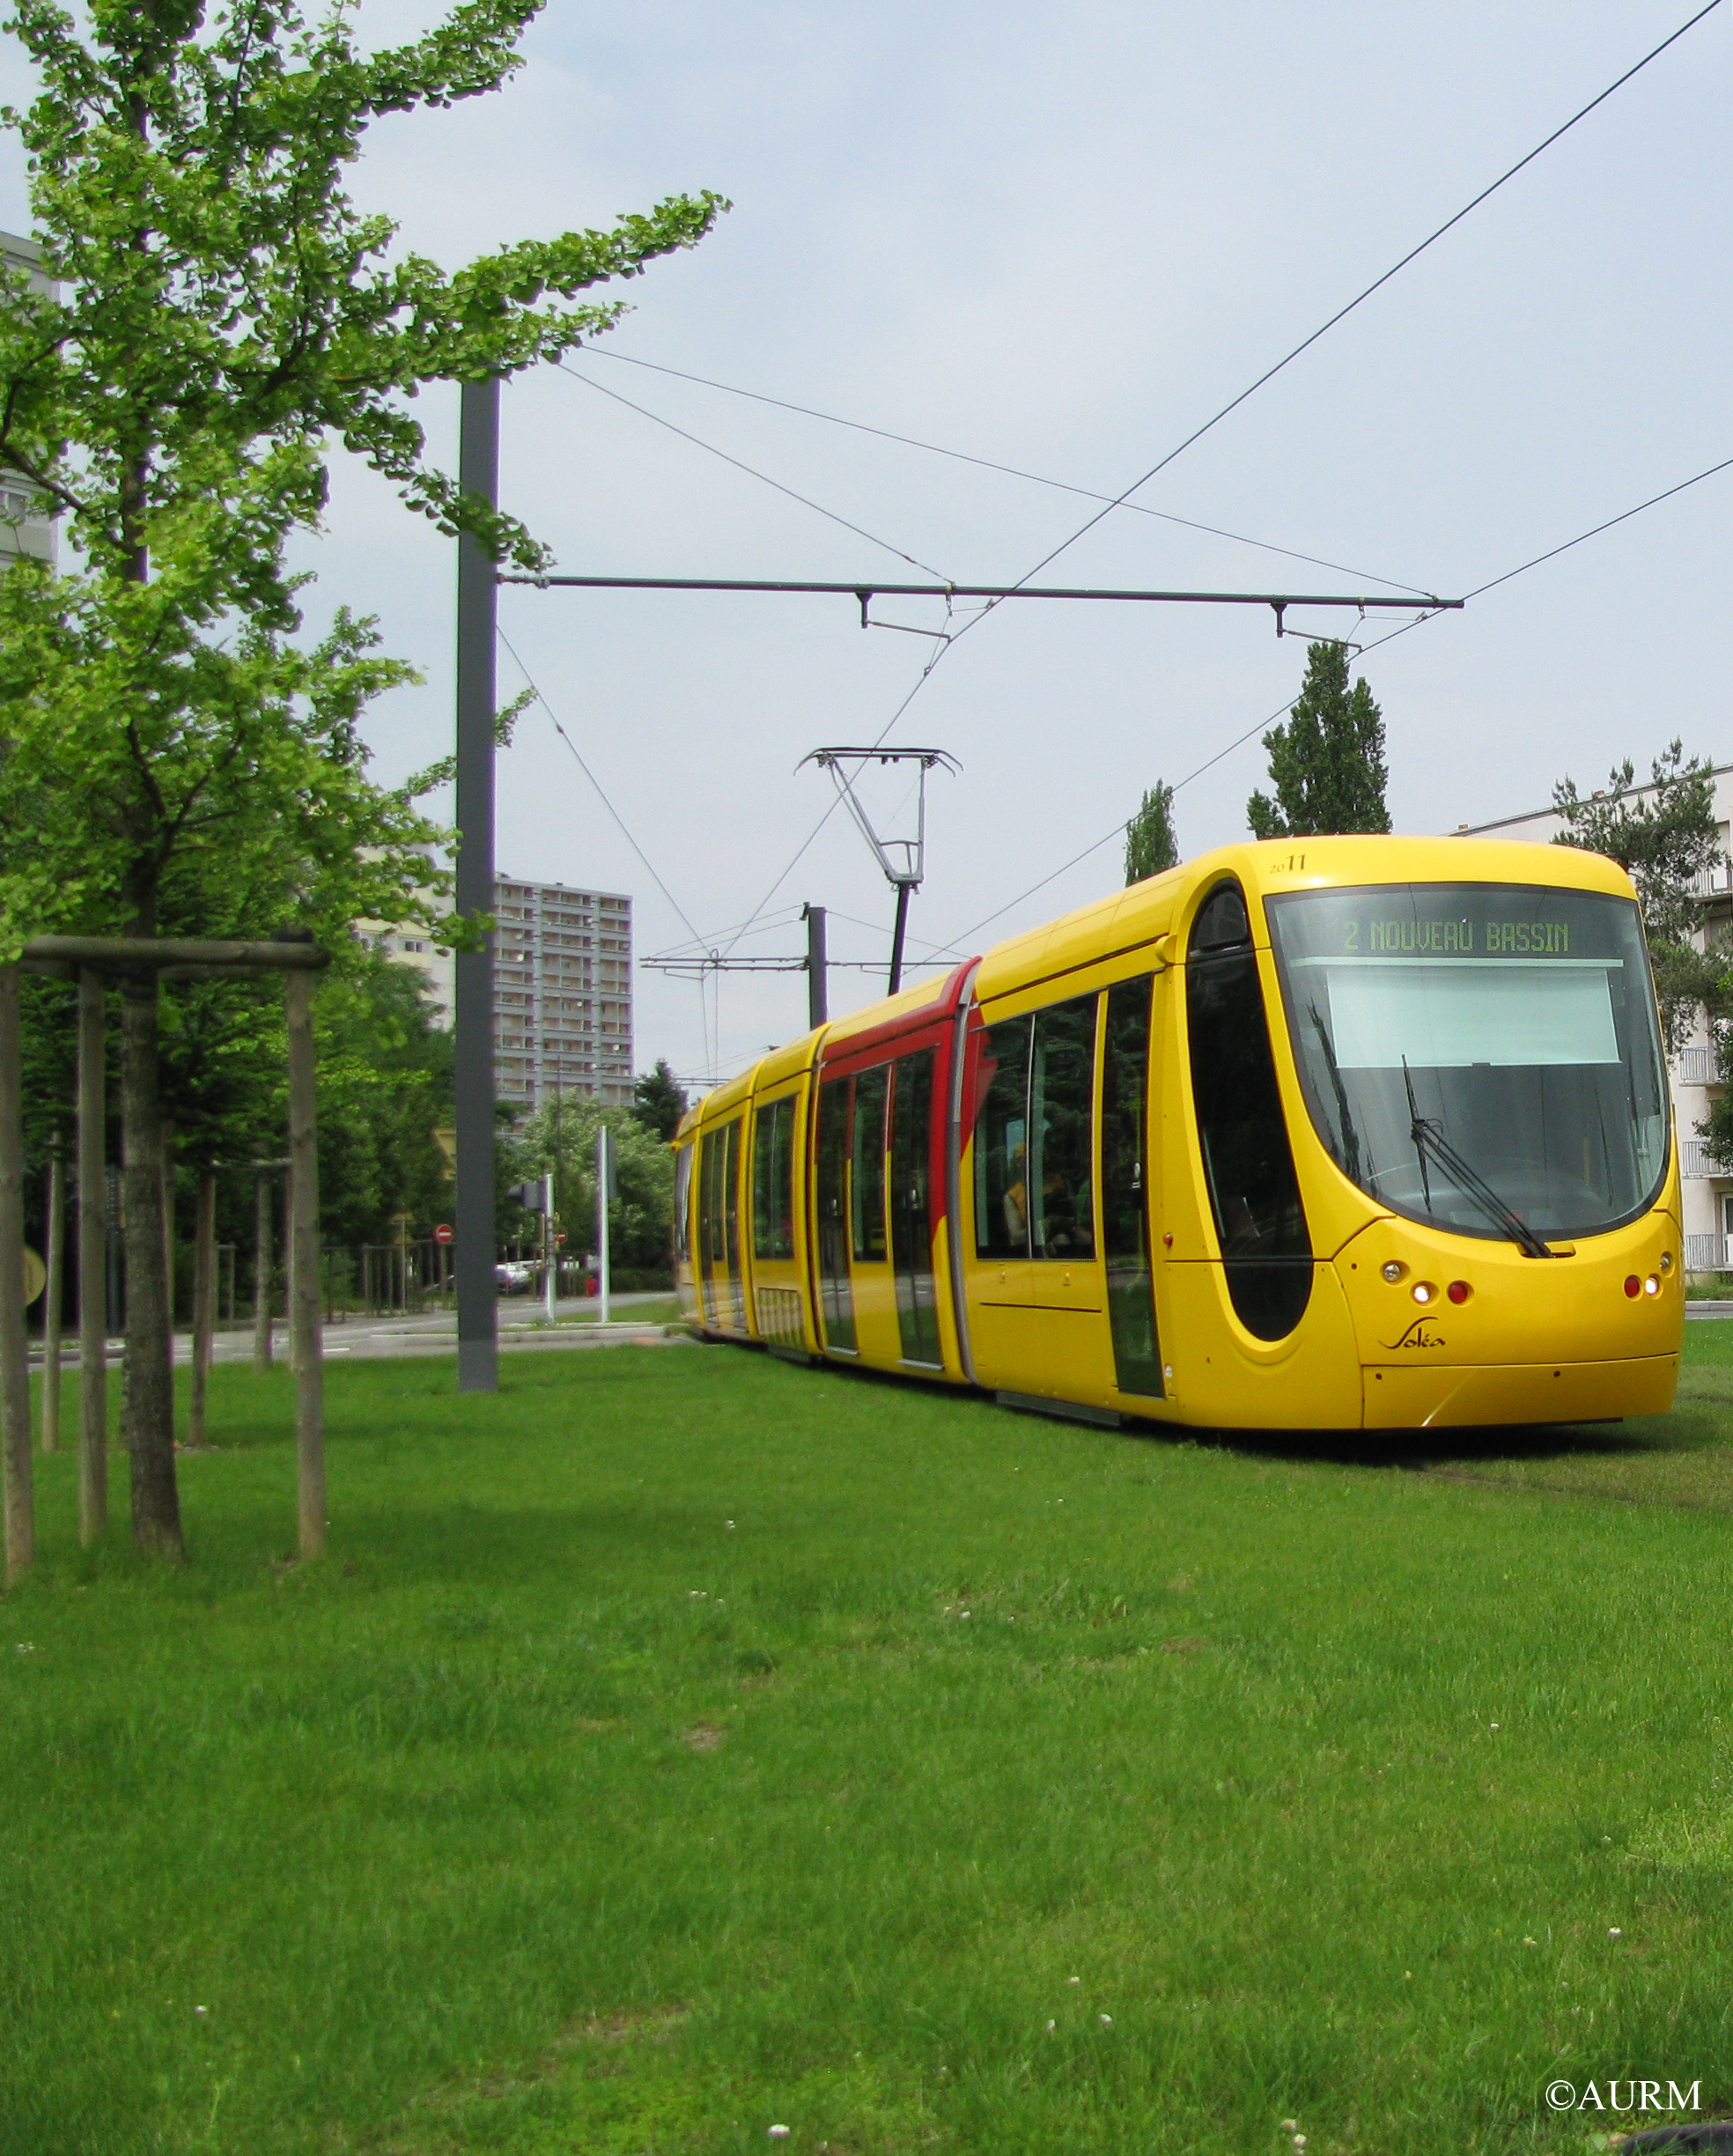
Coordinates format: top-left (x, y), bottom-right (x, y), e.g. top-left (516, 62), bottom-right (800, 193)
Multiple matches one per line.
top-left (685, 8), bottom-right (1708, 971)
top-left (940, 447), bottom-right (1733, 952)
top-left (495, 627), bottom-right (704, 949)
top-left (557, 362), bottom-right (954, 582)
top-left (992, 0), bottom-right (1728, 597)
top-left (576, 347), bottom-right (1439, 598)
top-left (494, 625), bottom-right (721, 1081)
top-left (576, 343), bottom-right (1436, 596)
top-left (1462, 454), bottom-right (1733, 598)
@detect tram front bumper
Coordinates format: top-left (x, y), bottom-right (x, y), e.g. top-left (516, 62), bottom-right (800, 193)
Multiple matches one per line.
top-left (1361, 1353), bottom-right (1678, 1430)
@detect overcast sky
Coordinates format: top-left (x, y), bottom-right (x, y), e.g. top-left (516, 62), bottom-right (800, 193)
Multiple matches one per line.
top-left (2, 1), bottom-right (1727, 1089)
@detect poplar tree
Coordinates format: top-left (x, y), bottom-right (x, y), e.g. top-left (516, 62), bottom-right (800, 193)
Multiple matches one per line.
top-left (1247, 642), bottom-right (1390, 840)
top-left (631, 1059), bottom-right (689, 1143)
top-left (1124, 781), bottom-right (1178, 883)
top-left (0, 0), bottom-right (723, 1555)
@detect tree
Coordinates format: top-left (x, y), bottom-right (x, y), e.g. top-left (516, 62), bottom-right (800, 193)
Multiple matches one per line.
top-left (308, 956), bottom-right (455, 1250)
top-left (1247, 643), bottom-right (1390, 840)
top-left (1552, 741), bottom-right (1727, 1055)
top-left (631, 1059), bottom-right (689, 1143)
top-left (0, 0), bottom-right (724, 1555)
top-left (1124, 781), bottom-right (1178, 883)
top-left (520, 1095), bottom-right (675, 1277)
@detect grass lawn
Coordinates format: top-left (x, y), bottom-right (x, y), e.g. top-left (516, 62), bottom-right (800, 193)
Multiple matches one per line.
top-left (8, 1335), bottom-right (1733, 2156)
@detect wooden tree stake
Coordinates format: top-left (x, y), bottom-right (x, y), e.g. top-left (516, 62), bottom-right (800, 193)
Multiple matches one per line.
top-left (41, 1148), bottom-right (63, 1454)
top-left (0, 964), bottom-right (34, 1584)
top-left (285, 969), bottom-right (324, 1558)
top-left (253, 1169), bottom-right (273, 1371)
top-left (77, 969), bottom-right (107, 1543)
top-left (188, 1165), bottom-right (217, 1446)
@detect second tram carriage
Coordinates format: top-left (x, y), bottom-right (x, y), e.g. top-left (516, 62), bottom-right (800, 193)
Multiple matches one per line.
top-left (674, 836), bottom-right (1683, 1431)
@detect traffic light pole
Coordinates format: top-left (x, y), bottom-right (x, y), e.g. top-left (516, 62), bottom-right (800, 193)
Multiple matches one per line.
top-left (454, 377), bottom-right (500, 1393)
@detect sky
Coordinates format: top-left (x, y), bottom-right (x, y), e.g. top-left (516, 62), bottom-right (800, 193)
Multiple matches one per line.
top-left (1, 1), bottom-right (1727, 1092)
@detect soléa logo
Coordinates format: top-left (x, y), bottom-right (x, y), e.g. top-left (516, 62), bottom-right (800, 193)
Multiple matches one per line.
top-left (1544, 2078), bottom-right (1701, 2114)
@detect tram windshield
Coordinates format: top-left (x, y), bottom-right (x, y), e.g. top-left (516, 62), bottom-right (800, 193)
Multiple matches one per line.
top-left (1265, 883), bottom-right (1669, 1244)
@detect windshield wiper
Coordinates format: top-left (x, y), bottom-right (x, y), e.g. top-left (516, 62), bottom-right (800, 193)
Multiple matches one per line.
top-left (1401, 1060), bottom-right (1558, 1260)
top-left (1308, 1000), bottom-right (1363, 1185)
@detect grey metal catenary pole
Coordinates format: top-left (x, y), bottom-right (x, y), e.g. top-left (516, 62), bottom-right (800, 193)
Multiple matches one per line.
top-left (804, 904), bottom-right (828, 1028)
top-left (454, 374), bottom-right (500, 1393)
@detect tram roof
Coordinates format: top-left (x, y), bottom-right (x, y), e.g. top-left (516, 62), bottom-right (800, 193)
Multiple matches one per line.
top-left (970, 832), bottom-right (1634, 1005)
top-left (675, 834), bottom-right (1636, 1133)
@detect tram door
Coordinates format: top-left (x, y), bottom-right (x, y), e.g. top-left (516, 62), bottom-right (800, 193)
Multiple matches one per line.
top-left (1101, 975), bottom-right (1164, 1397)
top-left (698, 1116), bottom-right (746, 1333)
top-left (889, 1048), bottom-right (942, 1366)
top-left (814, 1074), bottom-right (856, 1351)
top-left (968, 995), bottom-right (1102, 1396)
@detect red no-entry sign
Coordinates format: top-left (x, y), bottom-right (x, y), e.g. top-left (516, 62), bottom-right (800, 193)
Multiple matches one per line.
top-left (434, 1222), bottom-right (454, 1244)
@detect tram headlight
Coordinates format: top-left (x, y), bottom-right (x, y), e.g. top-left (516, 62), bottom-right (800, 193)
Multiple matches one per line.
top-left (1381, 1260), bottom-right (1406, 1283)
top-left (1644, 1274), bottom-right (1661, 1297)
top-left (1412, 1281), bottom-right (1436, 1306)
top-left (1659, 1251), bottom-right (1674, 1274)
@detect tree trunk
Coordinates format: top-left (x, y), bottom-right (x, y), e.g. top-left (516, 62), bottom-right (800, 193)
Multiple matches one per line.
top-left (120, 972), bottom-right (182, 1559)
top-left (286, 971), bottom-right (324, 1558)
top-left (253, 1168), bottom-right (273, 1370)
top-left (41, 1148), bottom-right (63, 1453)
top-left (0, 964), bottom-right (33, 1584)
top-left (77, 969), bottom-right (108, 1543)
top-left (284, 1156), bottom-right (299, 1374)
top-left (188, 1165), bottom-right (216, 1447)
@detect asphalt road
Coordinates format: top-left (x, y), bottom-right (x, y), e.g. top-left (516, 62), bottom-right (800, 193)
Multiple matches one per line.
top-left (32, 1290), bottom-right (692, 1368)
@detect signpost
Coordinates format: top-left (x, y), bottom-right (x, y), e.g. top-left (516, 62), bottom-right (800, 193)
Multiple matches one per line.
top-left (595, 1126), bottom-right (616, 1325)
top-left (540, 1171), bottom-right (556, 1322)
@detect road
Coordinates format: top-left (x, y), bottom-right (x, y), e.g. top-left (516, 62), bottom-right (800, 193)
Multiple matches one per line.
top-left (31, 1290), bottom-right (692, 1368)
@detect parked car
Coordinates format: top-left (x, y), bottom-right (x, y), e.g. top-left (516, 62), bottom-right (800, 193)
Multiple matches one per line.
top-left (494, 1260), bottom-right (534, 1295)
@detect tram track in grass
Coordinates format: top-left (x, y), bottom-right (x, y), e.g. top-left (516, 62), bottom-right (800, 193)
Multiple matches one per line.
top-left (7, 1336), bottom-right (1733, 2156)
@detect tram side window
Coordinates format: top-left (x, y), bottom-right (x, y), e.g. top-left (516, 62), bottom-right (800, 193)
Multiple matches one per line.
top-left (720, 1119), bottom-right (743, 1282)
top-left (673, 1143), bottom-right (694, 1264)
top-left (1029, 995), bottom-right (1096, 1260)
top-left (1186, 879), bottom-right (1312, 1340)
top-left (974, 1014), bottom-right (1032, 1259)
top-left (752, 1096), bottom-right (797, 1260)
top-left (852, 1066), bottom-right (889, 1261)
top-left (698, 1131), bottom-right (721, 1265)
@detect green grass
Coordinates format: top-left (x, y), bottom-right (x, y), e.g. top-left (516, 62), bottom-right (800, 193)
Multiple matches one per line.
top-left (10, 1335), bottom-right (1733, 2155)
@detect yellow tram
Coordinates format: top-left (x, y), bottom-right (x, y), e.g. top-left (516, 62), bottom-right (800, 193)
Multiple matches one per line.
top-left (674, 836), bottom-right (1684, 1430)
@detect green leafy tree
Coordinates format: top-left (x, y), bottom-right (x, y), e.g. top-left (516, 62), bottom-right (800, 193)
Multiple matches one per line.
top-left (0, 0), bottom-right (722, 1554)
top-left (520, 1095), bottom-right (675, 1279)
top-left (1247, 643), bottom-right (1391, 840)
top-left (631, 1059), bottom-right (689, 1143)
top-left (1124, 781), bottom-right (1178, 883)
top-left (1553, 742), bottom-right (1727, 1057)
top-left (308, 958), bottom-right (455, 1251)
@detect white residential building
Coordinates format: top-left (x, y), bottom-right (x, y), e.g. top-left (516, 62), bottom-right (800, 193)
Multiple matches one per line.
top-left (365, 867), bottom-right (634, 1111)
top-left (0, 232), bottom-right (57, 570)
top-left (492, 878), bottom-right (633, 1110)
top-left (1457, 767), bottom-right (1733, 1274)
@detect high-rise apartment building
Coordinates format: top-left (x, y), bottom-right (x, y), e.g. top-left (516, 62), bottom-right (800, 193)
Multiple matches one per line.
top-left (492, 878), bottom-right (633, 1109)
top-left (364, 865), bottom-right (634, 1110)
top-left (1, 233), bottom-right (57, 571)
